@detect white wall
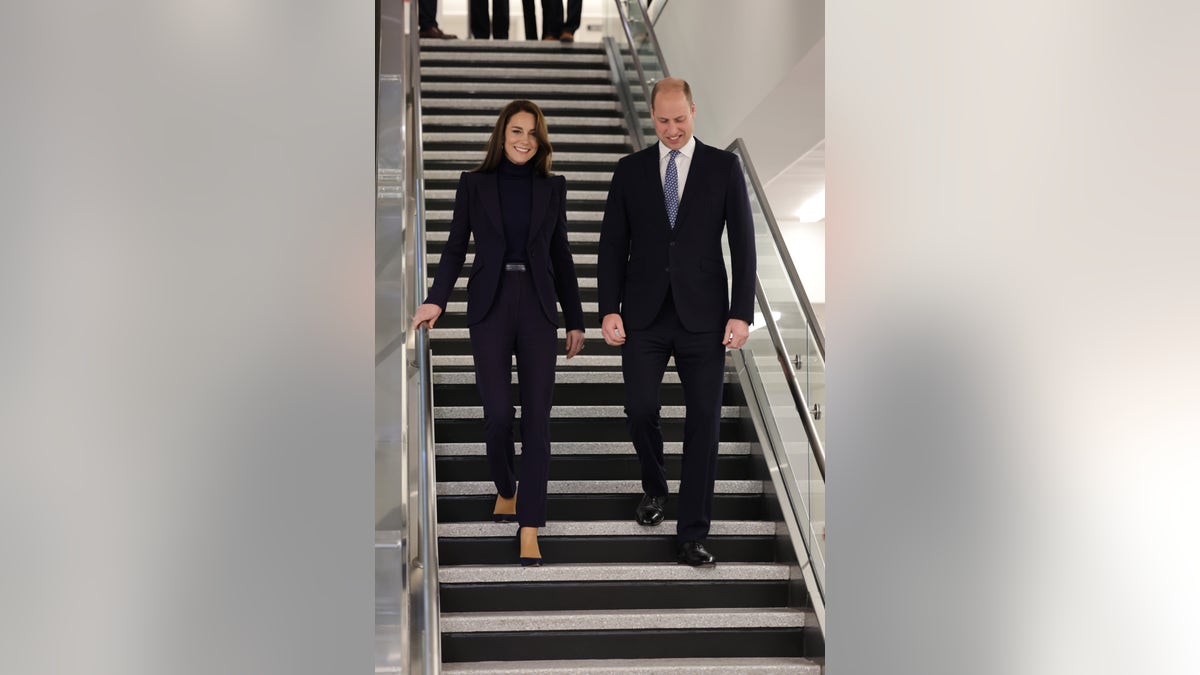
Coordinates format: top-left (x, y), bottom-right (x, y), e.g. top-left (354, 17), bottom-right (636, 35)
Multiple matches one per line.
top-left (654, 0), bottom-right (824, 181)
top-left (781, 218), bottom-right (826, 312)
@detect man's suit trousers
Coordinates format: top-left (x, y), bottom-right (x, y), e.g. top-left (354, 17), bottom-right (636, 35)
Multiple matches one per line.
top-left (622, 292), bottom-right (726, 543)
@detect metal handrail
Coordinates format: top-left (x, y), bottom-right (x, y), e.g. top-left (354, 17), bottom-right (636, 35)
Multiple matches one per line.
top-left (602, 37), bottom-right (646, 152)
top-left (408, 1), bottom-right (441, 671)
top-left (729, 138), bottom-right (825, 358)
top-left (633, 0), bottom-right (670, 80)
top-left (613, 0), bottom-right (657, 108)
top-left (755, 280), bottom-right (826, 479)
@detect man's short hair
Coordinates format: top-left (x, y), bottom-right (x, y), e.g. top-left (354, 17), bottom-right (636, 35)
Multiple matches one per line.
top-left (651, 77), bottom-right (694, 110)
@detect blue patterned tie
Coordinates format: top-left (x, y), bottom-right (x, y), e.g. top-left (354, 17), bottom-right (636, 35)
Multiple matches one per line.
top-left (664, 149), bottom-right (680, 228)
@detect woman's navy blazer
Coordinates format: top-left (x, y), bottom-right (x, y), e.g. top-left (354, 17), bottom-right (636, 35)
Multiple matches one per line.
top-left (424, 170), bottom-right (585, 331)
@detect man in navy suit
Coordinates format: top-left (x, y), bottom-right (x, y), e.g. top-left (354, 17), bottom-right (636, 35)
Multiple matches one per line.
top-left (598, 78), bottom-right (755, 567)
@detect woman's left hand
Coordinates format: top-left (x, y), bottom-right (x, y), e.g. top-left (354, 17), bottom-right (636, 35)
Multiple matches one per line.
top-left (564, 329), bottom-right (585, 359)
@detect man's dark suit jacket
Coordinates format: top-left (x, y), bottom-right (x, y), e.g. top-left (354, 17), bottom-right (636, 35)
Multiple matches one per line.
top-left (598, 140), bottom-right (755, 333)
top-left (425, 171), bottom-right (585, 331)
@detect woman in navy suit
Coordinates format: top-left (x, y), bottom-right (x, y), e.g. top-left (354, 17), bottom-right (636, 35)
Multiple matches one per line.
top-left (412, 100), bottom-right (585, 566)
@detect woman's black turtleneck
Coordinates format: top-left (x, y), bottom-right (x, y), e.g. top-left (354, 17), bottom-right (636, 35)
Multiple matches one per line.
top-left (497, 156), bottom-right (534, 263)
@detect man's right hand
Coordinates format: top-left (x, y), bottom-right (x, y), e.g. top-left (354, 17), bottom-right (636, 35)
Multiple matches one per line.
top-left (601, 313), bottom-right (626, 346)
top-left (412, 303), bottom-right (443, 330)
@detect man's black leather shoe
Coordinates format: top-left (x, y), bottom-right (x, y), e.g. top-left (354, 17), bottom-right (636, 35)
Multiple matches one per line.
top-left (677, 541), bottom-right (716, 567)
top-left (635, 494), bottom-right (667, 526)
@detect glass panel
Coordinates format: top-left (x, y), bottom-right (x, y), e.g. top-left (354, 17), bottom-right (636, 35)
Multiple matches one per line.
top-left (742, 322), bottom-right (826, 593)
top-left (730, 144), bottom-right (826, 449)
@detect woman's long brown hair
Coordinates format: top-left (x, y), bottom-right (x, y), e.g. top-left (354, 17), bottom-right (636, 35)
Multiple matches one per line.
top-left (473, 99), bottom-right (553, 176)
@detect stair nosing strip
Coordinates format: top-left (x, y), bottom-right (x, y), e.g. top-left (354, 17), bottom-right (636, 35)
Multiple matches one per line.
top-left (437, 562), bottom-right (791, 583)
top-left (439, 607), bottom-right (809, 633)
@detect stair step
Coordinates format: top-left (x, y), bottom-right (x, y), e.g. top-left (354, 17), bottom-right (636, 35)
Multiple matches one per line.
top-left (427, 251), bottom-right (598, 265)
top-left (425, 210), bottom-right (603, 222)
top-left (432, 405), bottom-right (744, 419)
top-left (436, 480), bottom-right (763, 496)
top-left (423, 116), bottom-right (625, 130)
top-left (430, 371), bottom-right (735, 384)
top-left (424, 133), bottom-right (624, 147)
top-left (442, 607), bottom-right (810, 633)
top-left (435, 441), bottom-right (752, 456)
top-left (441, 578), bottom-right (795, 613)
top-left (432, 355), bottom-right (619, 367)
top-left (438, 521), bottom-right (775, 538)
top-left (424, 187), bottom-right (609, 201)
top-left (419, 39), bottom-right (605, 52)
top-left (433, 418), bottom-right (749, 444)
top-left (425, 170), bottom-right (613, 184)
top-left (422, 51), bottom-right (608, 65)
top-left (441, 656), bottom-right (823, 674)
top-left (441, 276), bottom-right (597, 290)
top-left (436, 453), bottom-right (753, 482)
top-left (444, 300), bottom-right (600, 313)
top-left (442, 626), bottom-right (816, 663)
top-left (440, 535), bottom-right (775, 566)
top-left (423, 82), bottom-right (616, 96)
top-left (437, 494), bottom-right (766, 522)
top-left (423, 97), bottom-right (620, 112)
top-left (423, 150), bottom-right (624, 164)
top-left (422, 67), bottom-right (612, 81)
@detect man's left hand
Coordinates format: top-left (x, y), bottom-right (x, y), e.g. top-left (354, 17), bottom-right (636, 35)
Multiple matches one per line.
top-left (721, 319), bottom-right (750, 350)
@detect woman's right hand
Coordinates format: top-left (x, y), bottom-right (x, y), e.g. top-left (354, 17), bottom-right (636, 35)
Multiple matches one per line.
top-left (412, 303), bottom-right (443, 331)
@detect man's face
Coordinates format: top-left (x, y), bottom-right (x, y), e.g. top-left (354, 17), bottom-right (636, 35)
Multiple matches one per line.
top-left (652, 90), bottom-right (695, 151)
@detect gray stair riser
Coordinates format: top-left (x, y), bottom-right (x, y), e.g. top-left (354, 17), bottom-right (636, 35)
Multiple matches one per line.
top-left (419, 39), bottom-right (605, 51)
top-left (422, 67), bottom-right (613, 80)
top-left (440, 657), bottom-right (823, 675)
top-left (429, 362), bottom-right (729, 379)
top-left (428, 253), bottom-right (599, 265)
top-left (436, 480), bottom-right (763, 496)
top-left (423, 98), bottom-right (620, 112)
top-left (424, 188), bottom-right (609, 201)
top-left (435, 441), bottom-right (752, 456)
top-left (438, 521), bottom-right (776, 539)
top-left (424, 82), bottom-right (615, 95)
top-left (423, 151), bottom-right (624, 163)
top-left (425, 210), bottom-right (603, 222)
top-left (425, 170), bottom-right (613, 183)
top-left (428, 232), bottom-right (601, 244)
top-left (423, 116), bottom-right (624, 130)
top-left (424, 133), bottom-right (624, 145)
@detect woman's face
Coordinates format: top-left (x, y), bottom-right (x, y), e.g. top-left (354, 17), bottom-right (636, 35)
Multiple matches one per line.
top-left (503, 111), bottom-right (539, 165)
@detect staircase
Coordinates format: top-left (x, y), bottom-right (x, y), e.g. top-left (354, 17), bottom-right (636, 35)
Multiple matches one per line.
top-left (420, 38), bottom-right (824, 673)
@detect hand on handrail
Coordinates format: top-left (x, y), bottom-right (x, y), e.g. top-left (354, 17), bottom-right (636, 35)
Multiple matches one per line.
top-left (412, 303), bottom-right (442, 330)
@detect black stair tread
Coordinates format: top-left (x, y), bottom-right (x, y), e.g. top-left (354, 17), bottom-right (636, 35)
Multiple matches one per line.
top-left (434, 419), bottom-right (752, 443)
top-left (437, 494), bottom-right (766, 522)
top-left (440, 579), bottom-right (794, 613)
top-left (439, 656), bottom-right (824, 674)
top-left (436, 454), bottom-right (755, 482)
top-left (438, 535), bottom-right (776, 565)
top-left (441, 627), bottom-right (820, 663)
